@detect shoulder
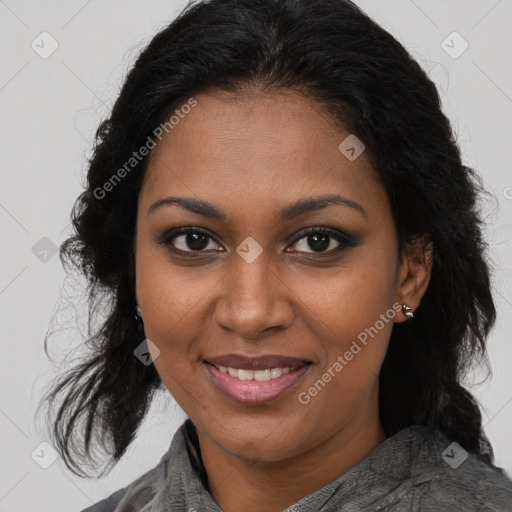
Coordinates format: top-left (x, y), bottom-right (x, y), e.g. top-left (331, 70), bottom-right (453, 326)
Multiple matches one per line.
top-left (79, 463), bottom-right (163, 512)
top-left (80, 487), bottom-right (127, 512)
top-left (404, 427), bottom-right (512, 511)
top-left (411, 457), bottom-right (512, 511)
top-left (79, 432), bottom-right (180, 512)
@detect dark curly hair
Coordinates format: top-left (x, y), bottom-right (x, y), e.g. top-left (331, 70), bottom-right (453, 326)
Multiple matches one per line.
top-left (39, 0), bottom-right (497, 478)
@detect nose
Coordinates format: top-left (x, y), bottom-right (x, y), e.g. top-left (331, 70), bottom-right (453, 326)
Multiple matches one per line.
top-left (213, 253), bottom-right (295, 340)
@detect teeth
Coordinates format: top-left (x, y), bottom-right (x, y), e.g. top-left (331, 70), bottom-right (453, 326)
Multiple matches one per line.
top-left (216, 365), bottom-right (296, 380)
top-left (238, 369), bottom-right (254, 380)
top-left (254, 369), bottom-right (271, 381)
top-left (270, 368), bottom-right (282, 379)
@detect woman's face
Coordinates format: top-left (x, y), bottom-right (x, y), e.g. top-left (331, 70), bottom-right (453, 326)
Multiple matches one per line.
top-left (135, 89), bottom-right (424, 464)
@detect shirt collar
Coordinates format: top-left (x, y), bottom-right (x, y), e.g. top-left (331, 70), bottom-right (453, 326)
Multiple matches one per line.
top-left (153, 420), bottom-right (449, 511)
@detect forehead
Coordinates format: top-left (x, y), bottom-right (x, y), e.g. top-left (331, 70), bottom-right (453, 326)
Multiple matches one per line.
top-left (140, 89), bottom-right (384, 218)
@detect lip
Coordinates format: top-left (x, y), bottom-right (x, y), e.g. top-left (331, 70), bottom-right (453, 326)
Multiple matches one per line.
top-left (203, 360), bottom-right (311, 405)
top-left (204, 353), bottom-right (311, 371)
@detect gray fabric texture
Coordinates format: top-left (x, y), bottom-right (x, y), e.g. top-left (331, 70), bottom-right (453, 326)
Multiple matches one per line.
top-left (80, 420), bottom-right (512, 511)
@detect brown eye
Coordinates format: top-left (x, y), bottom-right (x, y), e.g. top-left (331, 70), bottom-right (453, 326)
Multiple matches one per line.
top-left (159, 228), bottom-right (223, 253)
top-left (287, 228), bottom-right (355, 255)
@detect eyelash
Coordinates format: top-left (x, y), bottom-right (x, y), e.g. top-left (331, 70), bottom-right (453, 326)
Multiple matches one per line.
top-left (157, 226), bottom-right (356, 257)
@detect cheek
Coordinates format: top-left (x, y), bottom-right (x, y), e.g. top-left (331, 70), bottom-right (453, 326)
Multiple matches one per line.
top-left (139, 269), bottom-right (209, 409)
top-left (297, 254), bottom-right (397, 347)
top-left (291, 243), bottom-right (398, 403)
top-left (136, 243), bottom-right (211, 337)
top-left (295, 276), bottom-right (395, 436)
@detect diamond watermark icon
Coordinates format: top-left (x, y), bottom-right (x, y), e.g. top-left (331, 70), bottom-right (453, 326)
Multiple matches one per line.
top-left (32, 237), bottom-right (58, 263)
top-left (31, 441), bottom-right (58, 469)
top-left (338, 134), bottom-right (365, 161)
top-left (134, 338), bottom-right (161, 366)
top-left (441, 31), bottom-right (468, 59)
top-left (236, 236), bottom-right (263, 263)
top-left (31, 31), bottom-right (59, 59)
top-left (441, 441), bottom-right (468, 469)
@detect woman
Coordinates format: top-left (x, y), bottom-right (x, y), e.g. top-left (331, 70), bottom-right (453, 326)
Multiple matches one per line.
top-left (40, 0), bottom-right (512, 510)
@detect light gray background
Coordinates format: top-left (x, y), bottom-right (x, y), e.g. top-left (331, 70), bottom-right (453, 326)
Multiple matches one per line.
top-left (0, 1), bottom-right (511, 510)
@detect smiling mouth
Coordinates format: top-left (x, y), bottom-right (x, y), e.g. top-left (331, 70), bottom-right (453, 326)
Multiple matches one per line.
top-left (206, 362), bottom-right (303, 381)
top-left (202, 355), bottom-right (312, 405)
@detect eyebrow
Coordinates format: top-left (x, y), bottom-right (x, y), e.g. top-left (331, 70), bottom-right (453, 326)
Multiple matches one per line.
top-left (147, 194), bottom-right (367, 220)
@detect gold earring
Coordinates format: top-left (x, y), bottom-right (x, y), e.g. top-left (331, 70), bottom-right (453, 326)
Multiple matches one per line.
top-left (402, 303), bottom-right (414, 319)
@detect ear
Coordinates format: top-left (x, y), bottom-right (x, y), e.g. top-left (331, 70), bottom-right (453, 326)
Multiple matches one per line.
top-left (394, 235), bottom-right (433, 323)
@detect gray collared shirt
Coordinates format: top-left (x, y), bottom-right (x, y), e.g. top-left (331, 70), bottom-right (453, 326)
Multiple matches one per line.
top-left (81, 420), bottom-right (512, 511)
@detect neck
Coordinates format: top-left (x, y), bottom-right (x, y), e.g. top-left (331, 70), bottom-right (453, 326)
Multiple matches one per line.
top-left (197, 392), bottom-right (386, 512)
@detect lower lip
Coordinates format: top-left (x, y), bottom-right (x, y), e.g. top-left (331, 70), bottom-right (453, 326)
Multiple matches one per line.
top-left (204, 363), bottom-right (311, 405)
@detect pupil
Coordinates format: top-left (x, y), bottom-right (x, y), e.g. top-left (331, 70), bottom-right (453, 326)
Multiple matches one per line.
top-left (187, 233), bottom-right (208, 250)
top-left (309, 233), bottom-right (329, 252)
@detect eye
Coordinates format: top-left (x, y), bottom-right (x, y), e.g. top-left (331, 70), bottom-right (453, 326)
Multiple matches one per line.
top-left (158, 226), bottom-right (356, 256)
top-left (158, 227), bottom-right (223, 253)
top-left (287, 227), bottom-right (353, 254)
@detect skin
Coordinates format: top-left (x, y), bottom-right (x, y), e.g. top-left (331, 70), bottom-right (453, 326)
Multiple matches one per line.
top-left (134, 88), bottom-right (432, 512)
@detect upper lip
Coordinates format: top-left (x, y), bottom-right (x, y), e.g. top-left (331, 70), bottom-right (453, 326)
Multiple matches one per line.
top-left (204, 354), bottom-right (311, 371)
